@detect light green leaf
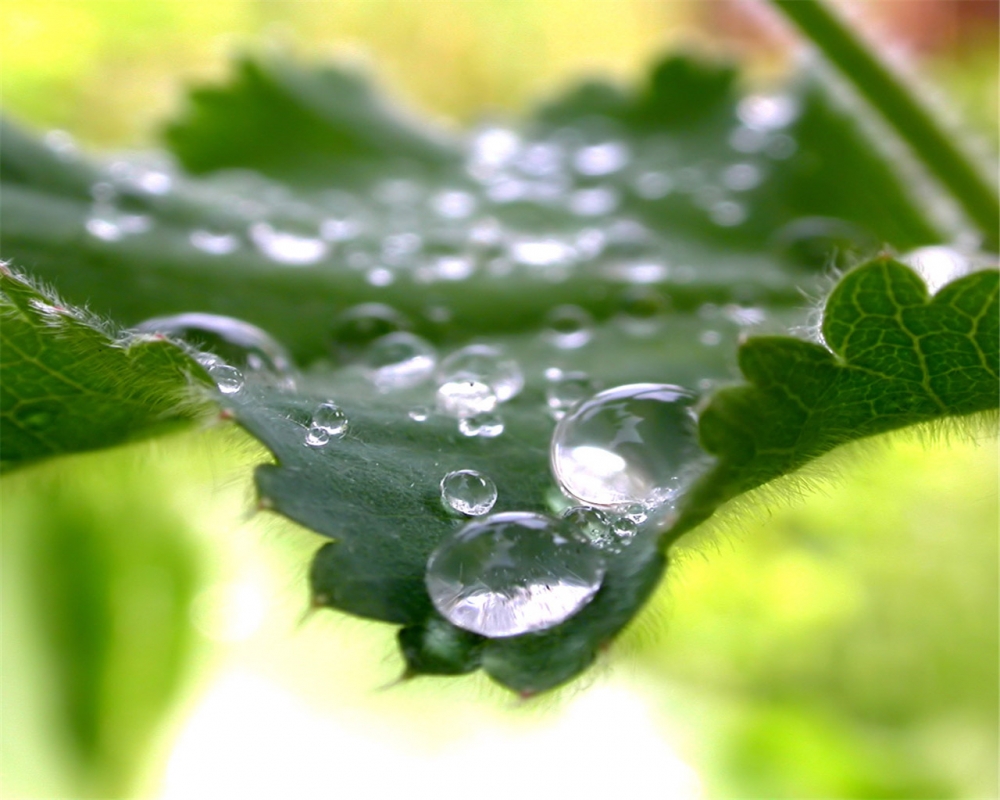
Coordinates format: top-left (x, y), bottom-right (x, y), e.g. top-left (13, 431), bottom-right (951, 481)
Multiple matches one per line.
top-left (0, 268), bottom-right (210, 470)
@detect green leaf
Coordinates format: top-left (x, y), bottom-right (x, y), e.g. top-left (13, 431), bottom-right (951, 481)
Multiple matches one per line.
top-left (671, 257), bottom-right (999, 540)
top-left (0, 268), bottom-right (210, 470)
top-left (0, 54), bottom-right (991, 693)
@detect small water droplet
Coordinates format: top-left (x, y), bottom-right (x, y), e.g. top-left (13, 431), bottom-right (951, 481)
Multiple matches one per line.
top-left (190, 230), bottom-right (241, 255)
top-left (573, 141), bottom-right (630, 176)
top-left (208, 364), bottom-right (244, 394)
top-left (737, 94), bottom-right (799, 131)
top-left (509, 238), bottom-right (576, 268)
top-left (616, 286), bottom-right (670, 337)
top-left (44, 130), bottom-right (78, 160)
top-left (305, 425), bottom-right (331, 447)
top-left (425, 511), bottom-right (606, 637)
top-left (545, 371), bottom-right (598, 419)
top-left (331, 303), bottom-right (410, 355)
top-left (721, 162), bottom-right (763, 192)
top-left (550, 383), bottom-right (711, 509)
top-left (544, 305), bottom-right (593, 349)
top-left (249, 222), bottom-right (328, 265)
top-left (366, 267), bottom-right (395, 286)
top-left (311, 401), bottom-right (348, 438)
top-left (437, 344), bottom-right (524, 403)
top-left (633, 171), bottom-right (673, 199)
top-left (709, 200), bottom-right (747, 227)
top-left (440, 470), bottom-right (498, 516)
top-left (431, 190), bottom-right (477, 219)
top-left (408, 406), bottom-right (431, 422)
top-left (568, 186), bottom-right (619, 217)
top-left (458, 411), bottom-right (505, 438)
top-left (699, 329), bottom-right (722, 346)
top-left (436, 379), bottom-right (497, 418)
top-left (363, 332), bottom-right (437, 391)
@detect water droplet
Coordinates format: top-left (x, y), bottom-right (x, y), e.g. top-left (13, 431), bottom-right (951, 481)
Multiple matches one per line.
top-left (616, 286), bottom-right (670, 337)
top-left (208, 364), bottom-right (244, 394)
top-left (190, 230), bottom-right (241, 255)
top-left (408, 406), bottom-right (431, 422)
top-left (568, 187), bottom-right (619, 217)
top-left (544, 305), bottom-right (593, 349)
top-left (436, 380), bottom-right (498, 418)
top-left (305, 426), bottom-right (330, 447)
top-left (425, 511), bottom-right (606, 637)
top-left (709, 200), bottom-right (747, 227)
top-left (331, 303), bottom-right (410, 355)
top-left (545, 370), bottom-right (598, 419)
top-left (440, 470), bottom-right (498, 516)
top-left (550, 383), bottom-right (711, 509)
top-left (311, 401), bottom-right (348, 438)
top-left (573, 141), bottom-right (630, 176)
top-left (458, 411), bottom-right (505, 438)
top-left (437, 344), bottom-right (524, 403)
top-left (633, 171), bottom-right (674, 200)
top-left (721, 163), bottom-right (763, 192)
top-left (134, 312), bottom-right (295, 378)
top-left (422, 255), bottom-right (475, 282)
top-left (728, 125), bottom-right (768, 154)
top-left (561, 506), bottom-right (636, 553)
top-left (509, 238), bottom-right (576, 268)
top-left (249, 222), bottom-right (328, 265)
top-left (699, 330), bottom-right (722, 346)
top-left (366, 267), bottom-right (395, 286)
top-left (902, 246), bottom-right (971, 294)
top-left (737, 94), bottom-right (799, 131)
top-left (600, 261), bottom-right (669, 285)
top-left (430, 190), bottom-right (477, 219)
top-left (44, 130), bottom-right (78, 160)
top-left (363, 332), bottom-right (436, 391)
top-left (468, 127), bottom-right (521, 179)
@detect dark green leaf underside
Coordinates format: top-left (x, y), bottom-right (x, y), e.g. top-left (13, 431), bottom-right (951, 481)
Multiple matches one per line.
top-left (0, 269), bottom-right (210, 470)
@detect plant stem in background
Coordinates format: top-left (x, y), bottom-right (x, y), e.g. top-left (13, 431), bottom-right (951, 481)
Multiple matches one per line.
top-left (771, 0), bottom-right (999, 251)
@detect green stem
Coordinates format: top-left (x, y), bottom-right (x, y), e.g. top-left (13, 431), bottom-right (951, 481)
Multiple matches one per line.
top-left (771, 0), bottom-right (999, 251)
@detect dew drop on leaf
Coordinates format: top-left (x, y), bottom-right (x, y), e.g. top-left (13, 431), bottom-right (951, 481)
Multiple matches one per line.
top-left (550, 383), bottom-right (710, 510)
top-left (544, 305), bottom-right (594, 349)
top-left (458, 411), bottom-right (504, 438)
top-left (440, 469), bottom-right (498, 516)
top-left (437, 344), bottom-right (524, 403)
top-left (436, 380), bottom-right (497, 418)
top-left (362, 332), bottom-right (436, 391)
top-left (310, 401), bottom-right (348, 438)
top-left (207, 363), bottom-right (244, 395)
top-left (133, 312), bottom-right (295, 378)
top-left (425, 512), bottom-right (605, 637)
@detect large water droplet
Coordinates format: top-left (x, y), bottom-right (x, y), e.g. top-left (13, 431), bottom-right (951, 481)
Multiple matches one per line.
top-left (425, 512), bottom-right (606, 637)
top-left (437, 344), bottom-right (524, 403)
top-left (362, 332), bottom-right (436, 391)
top-left (134, 312), bottom-right (294, 378)
top-left (550, 383), bottom-right (710, 509)
top-left (440, 470), bottom-right (498, 516)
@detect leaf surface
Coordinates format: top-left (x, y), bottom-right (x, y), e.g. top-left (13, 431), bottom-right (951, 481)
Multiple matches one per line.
top-left (0, 269), bottom-right (210, 470)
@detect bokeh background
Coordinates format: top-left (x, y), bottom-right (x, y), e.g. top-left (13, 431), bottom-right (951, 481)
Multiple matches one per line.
top-left (1, 1), bottom-right (997, 798)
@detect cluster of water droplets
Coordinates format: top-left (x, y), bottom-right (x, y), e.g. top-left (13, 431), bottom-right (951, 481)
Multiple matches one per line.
top-left (65, 92), bottom-right (803, 296)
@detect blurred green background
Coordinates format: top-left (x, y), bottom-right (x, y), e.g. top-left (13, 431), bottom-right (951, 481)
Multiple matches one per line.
top-left (1, 1), bottom-right (997, 798)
